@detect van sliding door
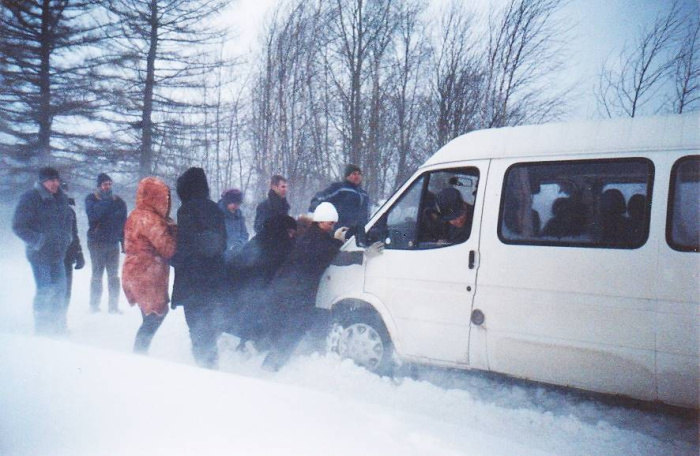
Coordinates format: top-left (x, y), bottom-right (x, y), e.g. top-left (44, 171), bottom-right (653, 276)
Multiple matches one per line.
top-left (472, 156), bottom-right (658, 401)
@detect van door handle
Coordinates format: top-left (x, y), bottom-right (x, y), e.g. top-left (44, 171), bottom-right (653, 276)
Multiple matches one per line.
top-left (469, 250), bottom-right (475, 269)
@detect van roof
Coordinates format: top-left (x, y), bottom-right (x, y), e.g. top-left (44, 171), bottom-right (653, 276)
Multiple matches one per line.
top-left (423, 113), bottom-right (700, 167)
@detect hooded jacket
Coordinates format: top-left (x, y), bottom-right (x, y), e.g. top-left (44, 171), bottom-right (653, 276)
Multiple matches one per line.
top-left (171, 167), bottom-right (227, 308)
top-left (122, 177), bottom-right (177, 316)
top-left (13, 182), bottom-right (73, 264)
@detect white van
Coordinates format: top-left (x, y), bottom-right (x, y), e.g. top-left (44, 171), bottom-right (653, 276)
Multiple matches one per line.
top-left (316, 113), bottom-right (699, 408)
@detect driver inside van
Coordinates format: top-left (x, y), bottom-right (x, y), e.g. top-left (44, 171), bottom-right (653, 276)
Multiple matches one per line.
top-left (434, 187), bottom-right (474, 244)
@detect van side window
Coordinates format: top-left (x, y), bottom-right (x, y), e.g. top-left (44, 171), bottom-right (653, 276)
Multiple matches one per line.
top-left (499, 158), bottom-right (654, 248)
top-left (667, 156), bottom-right (700, 252)
top-left (366, 168), bottom-right (479, 250)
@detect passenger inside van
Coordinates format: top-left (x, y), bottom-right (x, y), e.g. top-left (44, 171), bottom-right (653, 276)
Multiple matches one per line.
top-left (626, 194), bottom-right (646, 244)
top-left (541, 196), bottom-right (587, 238)
top-left (600, 189), bottom-right (627, 245)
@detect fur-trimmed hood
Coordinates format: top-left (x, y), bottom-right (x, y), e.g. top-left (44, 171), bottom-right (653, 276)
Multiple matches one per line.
top-left (136, 177), bottom-right (171, 218)
top-left (176, 167), bottom-right (210, 203)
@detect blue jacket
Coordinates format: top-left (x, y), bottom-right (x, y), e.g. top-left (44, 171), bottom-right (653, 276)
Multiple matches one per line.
top-left (85, 190), bottom-right (127, 244)
top-left (309, 180), bottom-right (370, 228)
top-left (218, 200), bottom-right (249, 264)
top-left (13, 182), bottom-right (73, 264)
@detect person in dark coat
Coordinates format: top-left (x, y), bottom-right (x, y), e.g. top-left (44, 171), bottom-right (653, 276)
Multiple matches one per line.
top-left (171, 167), bottom-right (227, 369)
top-left (85, 173), bottom-right (127, 313)
top-left (12, 167), bottom-right (74, 335)
top-left (63, 191), bottom-right (86, 328)
top-left (223, 214), bottom-right (297, 341)
top-left (218, 188), bottom-right (249, 265)
top-left (254, 175), bottom-right (290, 234)
top-left (309, 164), bottom-right (370, 230)
top-left (261, 202), bottom-right (347, 371)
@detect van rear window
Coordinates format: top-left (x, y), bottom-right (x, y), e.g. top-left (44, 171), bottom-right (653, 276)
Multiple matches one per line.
top-left (667, 156), bottom-right (700, 252)
top-left (498, 158), bottom-right (654, 249)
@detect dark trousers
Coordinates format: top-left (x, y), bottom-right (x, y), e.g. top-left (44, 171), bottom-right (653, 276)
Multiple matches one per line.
top-left (88, 241), bottom-right (120, 311)
top-left (134, 311), bottom-right (166, 354)
top-left (184, 303), bottom-right (221, 369)
top-left (262, 307), bottom-right (318, 371)
top-left (29, 259), bottom-right (68, 335)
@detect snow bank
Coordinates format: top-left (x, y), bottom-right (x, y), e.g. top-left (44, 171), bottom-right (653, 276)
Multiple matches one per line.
top-left (0, 202), bottom-right (696, 456)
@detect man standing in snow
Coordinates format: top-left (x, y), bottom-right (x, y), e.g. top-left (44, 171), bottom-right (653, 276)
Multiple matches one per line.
top-left (85, 173), bottom-right (127, 313)
top-left (13, 167), bottom-right (74, 335)
top-left (308, 164), bottom-right (370, 231)
top-left (253, 175), bottom-right (290, 234)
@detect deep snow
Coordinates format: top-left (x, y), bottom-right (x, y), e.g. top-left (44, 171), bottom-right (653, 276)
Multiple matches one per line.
top-left (0, 204), bottom-right (697, 456)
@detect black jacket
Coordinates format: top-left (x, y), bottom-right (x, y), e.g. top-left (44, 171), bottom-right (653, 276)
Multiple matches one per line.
top-left (13, 182), bottom-right (73, 264)
top-left (309, 180), bottom-right (369, 229)
top-left (254, 190), bottom-right (290, 233)
top-left (268, 224), bottom-right (342, 311)
top-left (171, 167), bottom-right (227, 308)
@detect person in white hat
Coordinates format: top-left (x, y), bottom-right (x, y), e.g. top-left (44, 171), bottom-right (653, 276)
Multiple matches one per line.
top-left (257, 202), bottom-right (348, 371)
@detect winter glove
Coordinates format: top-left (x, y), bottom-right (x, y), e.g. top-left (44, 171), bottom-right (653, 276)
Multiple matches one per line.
top-left (334, 227), bottom-right (349, 242)
top-left (74, 253), bottom-right (85, 270)
top-left (364, 241), bottom-right (385, 259)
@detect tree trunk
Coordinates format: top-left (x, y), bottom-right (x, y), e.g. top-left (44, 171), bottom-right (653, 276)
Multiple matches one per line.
top-left (140, 0), bottom-right (158, 178)
top-left (37, 0), bottom-right (53, 159)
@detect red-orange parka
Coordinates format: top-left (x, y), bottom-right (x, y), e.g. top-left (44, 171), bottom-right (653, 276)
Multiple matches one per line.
top-left (122, 177), bottom-right (177, 316)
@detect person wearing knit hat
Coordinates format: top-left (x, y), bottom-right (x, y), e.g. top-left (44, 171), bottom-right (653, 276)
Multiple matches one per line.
top-left (12, 166), bottom-right (73, 335)
top-left (85, 172), bottom-right (127, 314)
top-left (97, 173), bottom-right (112, 187)
top-left (38, 166), bottom-right (61, 184)
top-left (308, 164), bottom-right (370, 232)
top-left (217, 187), bottom-right (249, 265)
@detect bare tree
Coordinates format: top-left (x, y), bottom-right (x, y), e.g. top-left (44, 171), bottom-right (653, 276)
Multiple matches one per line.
top-left (595, 1), bottom-right (683, 118)
top-left (0, 0), bottom-right (104, 169)
top-left (430, 2), bottom-right (482, 149)
top-left (673, 19), bottom-right (700, 113)
top-left (325, 0), bottom-right (394, 166)
top-left (249, 1), bottom-right (329, 212)
top-left (388, 0), bottom-right (430, 190)
top-left (101, 0), bottom-right (229, 178)
top-left (483, 0), bottom-right (568, 127)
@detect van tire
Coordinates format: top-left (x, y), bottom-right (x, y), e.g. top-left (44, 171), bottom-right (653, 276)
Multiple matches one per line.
top-left (328, 308), bottom-right (395, 376)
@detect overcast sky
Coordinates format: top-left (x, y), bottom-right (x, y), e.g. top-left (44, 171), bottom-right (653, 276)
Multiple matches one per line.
top-left (220, 0), bottom-right (698, 120)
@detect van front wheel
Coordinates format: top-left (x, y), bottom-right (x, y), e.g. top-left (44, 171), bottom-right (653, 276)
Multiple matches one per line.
top-left (328, 309), bottom-right (394, 375)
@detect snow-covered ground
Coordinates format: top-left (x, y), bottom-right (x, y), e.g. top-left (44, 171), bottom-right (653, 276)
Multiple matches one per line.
top-left (0, 204), bottom-right (697, 456)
